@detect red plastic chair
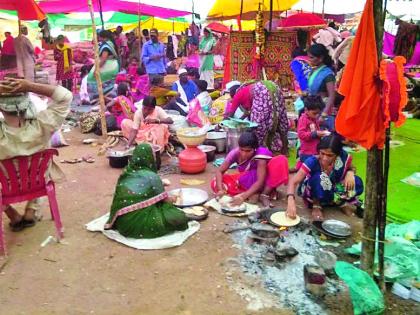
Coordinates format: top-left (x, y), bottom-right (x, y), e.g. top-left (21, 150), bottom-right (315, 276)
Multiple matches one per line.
top-left (0, 149), bottom-right (64, 256)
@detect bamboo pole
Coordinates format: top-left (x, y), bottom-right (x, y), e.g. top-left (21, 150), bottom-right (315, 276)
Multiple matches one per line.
top-left (87, 0), bottom-right (107, 138)
top-left (360, 0), bottom-right (385, 276)
top-left (138, 0), bottom-right (142, 54)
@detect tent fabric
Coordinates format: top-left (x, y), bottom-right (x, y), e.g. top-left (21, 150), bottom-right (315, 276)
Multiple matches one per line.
top-left (122, 18), bottom-right (190, 34)
top-left (336, 0), bottom-right (385, 150)
top-left (291, 0), bottom-right (366, 15)
top-left (0, 0), bottom-right (45, 21)
top-left (208, 0), bottom-right (300, 21)
top-left (38, 0), bottom-right (190, 19)
top-left (280, 13), bottom-right (326, 28)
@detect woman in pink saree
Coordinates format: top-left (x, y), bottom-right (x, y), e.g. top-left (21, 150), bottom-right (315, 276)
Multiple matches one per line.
top-left (212, 132), bottom-right (289, 207)
top-left (106, 83), bottom-right (136, 129)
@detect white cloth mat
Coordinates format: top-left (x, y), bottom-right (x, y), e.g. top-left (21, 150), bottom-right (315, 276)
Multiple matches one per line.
top-left (86, 214), bottom-right (200, 250)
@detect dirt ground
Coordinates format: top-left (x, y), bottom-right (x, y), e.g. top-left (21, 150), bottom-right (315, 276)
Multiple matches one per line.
top-left (0, 129), bottom-right (417, 315)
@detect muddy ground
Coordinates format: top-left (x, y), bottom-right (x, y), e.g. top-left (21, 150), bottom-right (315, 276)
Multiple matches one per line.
top-left (0, 129), bottom-right (417, 315)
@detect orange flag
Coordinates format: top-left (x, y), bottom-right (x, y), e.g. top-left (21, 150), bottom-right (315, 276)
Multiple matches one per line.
top-left (336, 0), bottom-right (385, 149)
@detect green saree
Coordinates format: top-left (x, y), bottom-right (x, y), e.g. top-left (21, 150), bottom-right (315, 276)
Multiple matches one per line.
top-left (105, 144), bottom-right (188, 238)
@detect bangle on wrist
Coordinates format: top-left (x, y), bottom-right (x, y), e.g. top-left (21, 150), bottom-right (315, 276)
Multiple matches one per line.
top-left (287, 194), bottom-right (295, 200)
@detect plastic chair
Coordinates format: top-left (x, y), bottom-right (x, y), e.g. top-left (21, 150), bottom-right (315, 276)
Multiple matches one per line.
top-left (0, 149), bottom-right (63, 256)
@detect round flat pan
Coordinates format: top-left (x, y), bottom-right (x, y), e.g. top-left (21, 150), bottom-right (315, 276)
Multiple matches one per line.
top-left (168, 188), bottom-right (209, 208)
top-left (312, 221), bottom-right (349, 239)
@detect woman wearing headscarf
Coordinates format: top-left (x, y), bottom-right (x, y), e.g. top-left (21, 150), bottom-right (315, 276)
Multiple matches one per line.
top-left (198, 28), bottom-right (216, 90)
top-left (87, 30), bottom-right (120, 98)
top-left (224, 80), bottom-right (289, 155)
top-left (54, 35), bottom-right (74, 91)
top-left (0, 78), bottom-right (72, 231)
top-left (105, 143), bottom-right (188, 238)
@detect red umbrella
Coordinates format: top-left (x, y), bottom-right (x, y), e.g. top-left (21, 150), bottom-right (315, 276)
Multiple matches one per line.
top-left (0, 0), bottom-right (45, 21)
top-left (280, 13), bottom-right (326, 28)
top-left (206, 22), bottom-right (230, 34)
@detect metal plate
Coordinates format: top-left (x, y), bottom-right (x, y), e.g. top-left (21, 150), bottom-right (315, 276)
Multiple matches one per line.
top-left (168, 188), bottom-right (209, 208)
top-left (322, 220), bottom-right (352, 237)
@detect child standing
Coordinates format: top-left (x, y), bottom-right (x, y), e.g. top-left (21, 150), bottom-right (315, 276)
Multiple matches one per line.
top-left (54, 35), bottom-right (73, 91)
top-left (297, 95), bottom-right (329, 166)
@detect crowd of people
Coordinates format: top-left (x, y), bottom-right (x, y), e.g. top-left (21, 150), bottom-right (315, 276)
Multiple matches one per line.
top-left (0, 20), bottom-right (368, 240)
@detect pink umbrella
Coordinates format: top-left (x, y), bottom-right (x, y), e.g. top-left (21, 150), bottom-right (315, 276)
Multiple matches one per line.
top-left (280, 13), bottom-right (326, 28)
top-left (206, 22), bottom-right (230, 34)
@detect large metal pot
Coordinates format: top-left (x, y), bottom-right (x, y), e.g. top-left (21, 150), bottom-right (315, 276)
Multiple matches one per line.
top-left (108, 144), bottom-right (162, 169)
top-left (205, 131), bottom-right (227, 153)
top-left (198, 145), bottom-right (216, 162)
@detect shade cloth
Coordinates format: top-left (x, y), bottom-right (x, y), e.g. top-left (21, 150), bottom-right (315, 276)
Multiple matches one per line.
top-left (336, 0), bottom-right (385, 150)
top-left (208, 0), bottom-right (300, 21)
top-left (38, 0), bottom-right (189, 19)
top-left (0, 0), bottom-right (45, 20)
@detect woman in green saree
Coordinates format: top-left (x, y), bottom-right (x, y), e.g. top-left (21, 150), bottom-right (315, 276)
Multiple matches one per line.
top-left (105, 143), bottom-right (188, 238)
top-left (87, 30), bottom-right (120, 98)
top-left (199, 28), bottom-right (216, 90)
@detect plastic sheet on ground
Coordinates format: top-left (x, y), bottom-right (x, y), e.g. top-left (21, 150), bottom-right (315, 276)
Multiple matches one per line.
top-left (86, 214), bottom-right (200, 250)
top-left (335, 261), bottom-right (384, 315)
top-left (401, 172), bottom-right (420, 188)
top-left (345, 221), bottom-right (420, 283)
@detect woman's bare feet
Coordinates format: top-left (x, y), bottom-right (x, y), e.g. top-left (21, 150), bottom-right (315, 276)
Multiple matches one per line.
top-left (340, 203), bottom-right (356, 216)
top-left (259, 194), bottom-right (273, 208)
top-left (311, 206), bottom-right (324, 222)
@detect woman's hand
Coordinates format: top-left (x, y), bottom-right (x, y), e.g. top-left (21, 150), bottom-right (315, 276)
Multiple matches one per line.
top-left (144, 118), bottom-right (159, 124)
top-left (0, 78), bottom-right (32, 94)
top-left (344, 171), bottom-right (355, 191)
top-left (216, 189), bottom-right (226, 198)
top-left (231, 194), bottom-right (245, 206)
top-left (286, 197), bottom-right (297, 219)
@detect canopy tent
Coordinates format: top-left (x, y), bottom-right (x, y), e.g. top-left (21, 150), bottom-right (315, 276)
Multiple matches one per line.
top-left (114, 17), bottom-right (190, 34)
top-left (207, 0), bottom-right (300, 20)
top-left (292, 0), bottom-right (420, 19)
top-left (280, 12), bottom-right (326, 28)
top-left (0, 0), bottom-right (45, 20)
top-left (38, 0), bottom-right (190, 19)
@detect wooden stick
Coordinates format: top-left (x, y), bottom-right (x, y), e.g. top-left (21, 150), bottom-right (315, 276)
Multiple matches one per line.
top-left (138, 0), bottom-right (142, 54)
top-left (360, 0), bottom-right (385, 276)
top-left (87, 0), bottom-right (107, 138)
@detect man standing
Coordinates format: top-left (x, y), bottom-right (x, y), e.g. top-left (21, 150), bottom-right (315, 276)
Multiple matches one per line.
top-left (141, 28), bottom-right (166, 80)
top-left (1, 32), bottom-right (16, 69)
top-left (165, 68), bottom-right (198, 115)
top-left (14, 26), bottom-right (35, 81)
top-left (115, 26), bottom-right (128, 66)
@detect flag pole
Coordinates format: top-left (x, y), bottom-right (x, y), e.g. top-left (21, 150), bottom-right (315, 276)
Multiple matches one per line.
top-left (87, 0), bottom-right (107, 138)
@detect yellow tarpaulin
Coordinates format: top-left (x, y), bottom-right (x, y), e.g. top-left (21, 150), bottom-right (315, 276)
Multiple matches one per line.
top-left (122, 17), bottom-right (189, 34)
top-left (208, 0), bottom-right (300, 20)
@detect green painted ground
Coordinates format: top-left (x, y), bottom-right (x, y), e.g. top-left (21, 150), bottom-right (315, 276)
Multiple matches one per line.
top-left (288, 119), bottom-right (420, 223)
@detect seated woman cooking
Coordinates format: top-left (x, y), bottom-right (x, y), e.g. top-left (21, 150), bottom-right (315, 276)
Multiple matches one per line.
top-left (286, 134), bottom-right (364, 221)
top-left (122, 96), bottom-right (173, 150)
top-left (105, 143), bottom-right (188, 238)
top-left (212, 132), bottom-right (289, 207)
top-left (106, 82), bottom-right (136, 129)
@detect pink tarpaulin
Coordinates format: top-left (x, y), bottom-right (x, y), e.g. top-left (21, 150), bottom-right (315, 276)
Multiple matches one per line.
top-left (383, 31), bottom-right (420, 66)
top-left (38, 0), bottom-right (190, 19)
